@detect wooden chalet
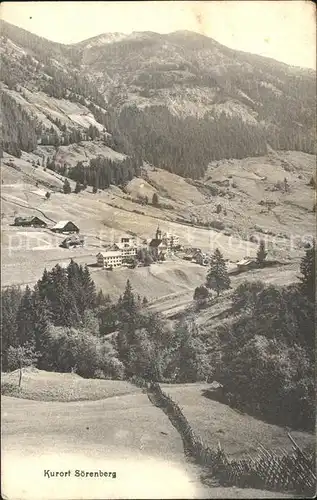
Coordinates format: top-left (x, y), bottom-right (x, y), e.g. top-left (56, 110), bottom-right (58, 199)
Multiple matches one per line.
top-left (60, 235), bottom-right (84, 248)
top-left (51, 220), bottom-right (79, 234)
top-left (14, 216), bottom-right (47, 228)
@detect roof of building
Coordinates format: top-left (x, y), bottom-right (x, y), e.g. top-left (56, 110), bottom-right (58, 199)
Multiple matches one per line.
top-left (97, 250), bottom-right (122, 258)
top-left (62, 235), bottom-right (84, 243)
top-left (237, 258), bottom-right (254, 266)
top-left (52, 220), bottom-right (78, 229)
top-left (15, 216), bottom-right (45, 222)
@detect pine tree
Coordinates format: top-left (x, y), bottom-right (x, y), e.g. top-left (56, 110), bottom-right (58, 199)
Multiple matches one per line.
top-left (206, 248), bottom-right (231, 297)
top-left (152, 193), bottom-right (159, 206)
top-left (81, 265), bottom-right (97, 310)
top-left (16, 286), bottom-right (36, 346)
top-left (31, 287), bottom-right (52, 356)
top-left (142, 296), bottom-right (148, 307)
top-left (299, 241), bottom-right (315, 302)
top-left (63, 178), bottom-right (71, 194)
top-left (37, 268), bottom-right (52, 301)
top-left (66, 260), bottom-right (83, 313)
top-left (256, 239), bottom-right (267, 267)
top-left (1, 286), bottom-right (23, 369)
top-left (120, 280), bottom-right (136, 317)
top-left (47, 264), bottom-right (81, 327)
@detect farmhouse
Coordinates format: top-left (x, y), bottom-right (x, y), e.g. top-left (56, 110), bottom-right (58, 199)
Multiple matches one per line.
top-left (96, 250), bottom-right (122, 269)
top-left (236, 258), bottom-right (257, 272)
top-left (51, 221), bottom-right (79, 234)
top-left (60, 235), bottom-right (84, 248)
top-left (192, 250), bottom-right (210, 266)
top-left (14, 216), bottom-right (47, 228)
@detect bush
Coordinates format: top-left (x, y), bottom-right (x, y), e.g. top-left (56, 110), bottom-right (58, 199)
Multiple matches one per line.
top-left (1, 382), bottom-right (20, 396)
top-left (41, 326), bottom-right (122, 379)
top-left (232, 280), bottom-right (266, 313)
top-left (209, 220), bottom-right (225, 230)
top-left (216, 333), bottom-right (315, 430)
top-left (193, 285), bottom-right (209, 308)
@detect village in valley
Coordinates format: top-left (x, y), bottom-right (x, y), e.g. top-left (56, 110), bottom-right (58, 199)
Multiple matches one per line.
top-left (12, 213), bottom-right (259, 274)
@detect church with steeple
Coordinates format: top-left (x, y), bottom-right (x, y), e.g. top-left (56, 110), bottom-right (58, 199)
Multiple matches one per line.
top-left (148, 226), bottom-right (179, 260)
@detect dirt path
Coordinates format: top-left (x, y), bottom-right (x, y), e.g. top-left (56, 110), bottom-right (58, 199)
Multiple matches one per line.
top-left (1, 193), bottom-right (57, 223)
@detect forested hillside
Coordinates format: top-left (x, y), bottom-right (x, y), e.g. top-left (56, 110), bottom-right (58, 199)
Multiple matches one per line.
top-left (0, 20), bottom-right (315, 180)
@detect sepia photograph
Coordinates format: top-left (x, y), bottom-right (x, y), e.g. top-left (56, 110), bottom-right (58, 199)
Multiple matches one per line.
top-left (0, 1), bottom-right (316, 498)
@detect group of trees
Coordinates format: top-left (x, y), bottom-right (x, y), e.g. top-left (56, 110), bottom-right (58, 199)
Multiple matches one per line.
top-left (40, 124), bottom-right (103, 147)
top-left (1, 264), bottom-right (209, 386)
top-left (193, 247), bottom-right (231, 308)
top-left (106, 105), bottom-right (268, 179)
top-left (209, 242), bottom-right (315, 430)
top-left (1, 263), bottom-right (147, 378)
top-left (194, 240), bottom-right (268, 307)
top-left (115, 280), bottom-right (209, 383)
top-left (0, 92), bottom-right (38, 156)
top-left (190, 241), bottom-right (315, 431)
top-left (68, 156), bottom-right (141, 191)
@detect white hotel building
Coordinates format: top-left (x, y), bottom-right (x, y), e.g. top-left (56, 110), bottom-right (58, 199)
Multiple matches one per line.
top-left (96, 236), bottom-right (137, 269)
top-left (96, 250), bottom-right (122, 269)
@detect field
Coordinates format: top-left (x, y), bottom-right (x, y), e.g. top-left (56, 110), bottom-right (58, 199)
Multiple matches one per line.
top-left (2, 148), bottom-right (312, 297)
top-left (2, 151), bottom-right (261, 292)
top-left (1, 370), bottom-right (305, 499)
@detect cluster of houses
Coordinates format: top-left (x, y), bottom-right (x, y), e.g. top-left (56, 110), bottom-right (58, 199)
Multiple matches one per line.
top-left (180, 247), bottom-right (257, 272)
top-left (13, 216), bottom-right (257, 273)
top-left (96, 227), bottom-right (180, 270)
top-left (13, 216), bottom-right (83, 248)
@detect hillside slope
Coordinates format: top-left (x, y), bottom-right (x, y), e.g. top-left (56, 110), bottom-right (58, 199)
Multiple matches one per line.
top-left (2, 372), bottom-right (309, 498)
top-left (1, 21), bottom-right (316, 181)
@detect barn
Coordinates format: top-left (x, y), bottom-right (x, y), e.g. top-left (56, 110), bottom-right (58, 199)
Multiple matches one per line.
top-left (60, 235), bottom-right (84, 248)
top-left (14, 216), bottom-right (47, 228)
top-left (51, 220), bottom-right (79, 234)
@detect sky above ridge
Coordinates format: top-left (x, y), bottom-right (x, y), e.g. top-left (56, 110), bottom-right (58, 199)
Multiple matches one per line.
top-left (1, 1), bottom-right (316, 69)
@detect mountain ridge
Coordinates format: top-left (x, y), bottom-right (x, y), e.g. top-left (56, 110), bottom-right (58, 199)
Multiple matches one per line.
top-left (0, 19), bottom-right (316, 181)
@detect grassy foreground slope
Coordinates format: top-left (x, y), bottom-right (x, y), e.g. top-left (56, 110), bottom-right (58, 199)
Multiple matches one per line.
top-left (2, 370), bottom-right (299, 499)
top-left (1, 368), bottom-right (141, 401)
top-left (161, 384), bottom-right (314, 458)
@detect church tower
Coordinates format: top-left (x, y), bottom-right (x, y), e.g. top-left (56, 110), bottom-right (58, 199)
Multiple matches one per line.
top-left (156, 226), bottom-right (162, 240)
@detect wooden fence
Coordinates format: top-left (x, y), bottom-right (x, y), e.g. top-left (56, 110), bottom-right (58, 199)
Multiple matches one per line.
top-left (147, 382), bottom-right (316, 496)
